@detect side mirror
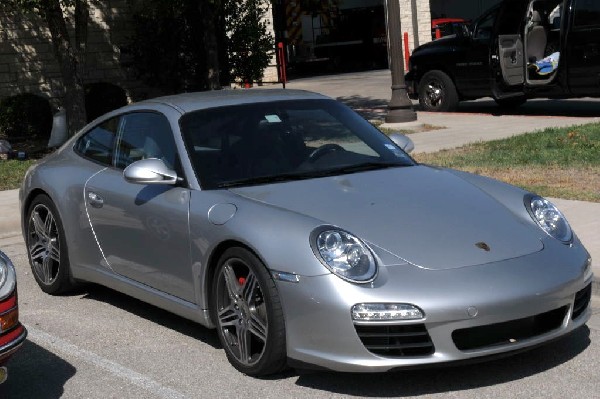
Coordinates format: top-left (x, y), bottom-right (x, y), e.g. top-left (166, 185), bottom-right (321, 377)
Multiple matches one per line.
top-left (123, 158), bottom-right (180, 185)
top-left (389, 133), bottom-right (415, 154)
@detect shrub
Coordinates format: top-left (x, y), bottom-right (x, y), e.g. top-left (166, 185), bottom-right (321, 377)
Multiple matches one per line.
top-left (0, 93), bottom-right (52, 141)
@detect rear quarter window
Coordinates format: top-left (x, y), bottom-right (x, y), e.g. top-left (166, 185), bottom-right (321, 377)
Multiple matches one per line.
top-left (74, 117), bottom-right (119, 166)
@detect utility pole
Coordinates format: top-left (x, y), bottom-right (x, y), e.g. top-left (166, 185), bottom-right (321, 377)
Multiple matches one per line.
top-left (385, 0), bottom-right (417, 123)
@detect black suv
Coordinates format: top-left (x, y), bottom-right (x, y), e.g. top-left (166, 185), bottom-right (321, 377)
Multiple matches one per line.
top-left (405, 0), bottom-right (600, 111)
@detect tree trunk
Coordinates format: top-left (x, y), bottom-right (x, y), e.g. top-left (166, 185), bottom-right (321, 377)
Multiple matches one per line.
top-left (200, 1), bottom-right (221, 90)
top-left (41, 0), bottom-right (87, 136)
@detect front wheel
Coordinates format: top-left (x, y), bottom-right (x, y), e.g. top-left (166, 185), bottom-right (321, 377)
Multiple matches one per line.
top-left (211, 248), bottom-right (287, 376)
top-left (418, 70), bottom-right (459, 112)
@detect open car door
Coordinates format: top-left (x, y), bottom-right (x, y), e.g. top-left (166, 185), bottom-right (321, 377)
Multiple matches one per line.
top-left (491, 0), bottom-right (529, 99)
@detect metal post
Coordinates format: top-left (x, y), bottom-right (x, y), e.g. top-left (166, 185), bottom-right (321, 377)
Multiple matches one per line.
top-left (385, 0), bottom-right (417, 123)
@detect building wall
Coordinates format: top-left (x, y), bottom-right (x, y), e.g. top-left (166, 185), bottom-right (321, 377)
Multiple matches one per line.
top-left (399, 0), bottom-right (433, 53)
top-left (0, 1), bottom-right (147, 109)
top-left (260, 3), bottom-right (280, 84)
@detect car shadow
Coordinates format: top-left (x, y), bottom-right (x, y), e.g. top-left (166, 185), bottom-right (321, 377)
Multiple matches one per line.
top-left (334, 95), bottom-right (600, 119)
top-left (292, 326), bottom-right (591, 396)
top-left (0, 340), bottom-right (76, 399)
top-left (80, 284), bottom-right (221, 349)
top-left (453, 99), bottom-right (600, 117)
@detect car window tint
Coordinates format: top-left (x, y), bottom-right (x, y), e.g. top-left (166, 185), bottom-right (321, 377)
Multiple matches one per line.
top-left (74, 117), bottom-right (118, 165)
top-left (115, 112), bottom-right (177, 170)
top-left (180, 99), bottom-right (415, 189)
top-left (573, 0), bottom-right (600, 28)
top-left (473, 7), bottom-right (498, 41)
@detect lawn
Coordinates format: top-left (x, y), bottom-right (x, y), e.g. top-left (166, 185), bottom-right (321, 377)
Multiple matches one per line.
top-left (413, 123), bottom-right (600, 202)
top-left (0, 159), bottom-right (35, 191)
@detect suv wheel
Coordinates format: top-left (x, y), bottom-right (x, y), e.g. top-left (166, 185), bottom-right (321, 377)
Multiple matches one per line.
top-left (418, 70), bottom-right (459, 112)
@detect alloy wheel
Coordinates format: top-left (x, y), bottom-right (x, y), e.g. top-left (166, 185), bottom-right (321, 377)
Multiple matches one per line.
top-left (28, 203), bottom-right (61, 286)
top-left (215, 258), bottom-right (268, 366)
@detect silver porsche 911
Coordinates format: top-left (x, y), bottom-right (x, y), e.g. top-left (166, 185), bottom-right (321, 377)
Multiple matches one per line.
top-left (20, 90), bottom-right (593, 376)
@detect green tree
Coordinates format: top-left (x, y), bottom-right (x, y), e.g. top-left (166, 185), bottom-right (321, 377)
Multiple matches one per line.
top-left (225, 0), bottom-right (274, 85)
top-left (2, 0), bottom-right (88, 136)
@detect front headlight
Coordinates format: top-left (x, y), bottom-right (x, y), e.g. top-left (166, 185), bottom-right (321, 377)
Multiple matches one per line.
top-left (311, 228), bottom-right (377, 283)
top-left (525, 195), bottom-right (572, 243)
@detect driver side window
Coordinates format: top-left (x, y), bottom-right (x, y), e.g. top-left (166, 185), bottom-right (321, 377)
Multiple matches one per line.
top-left (474, 9), bottom-right (498, 41)
top-left (114, 112), bottom-right (177, 170)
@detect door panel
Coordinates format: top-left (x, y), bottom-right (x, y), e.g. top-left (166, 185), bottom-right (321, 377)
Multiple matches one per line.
top-left (498, 34), bottom-right (525, 85)
top-left (85, 168), bottom-right (194, 301)
top-left (567, 0), bottom-right (600, 94)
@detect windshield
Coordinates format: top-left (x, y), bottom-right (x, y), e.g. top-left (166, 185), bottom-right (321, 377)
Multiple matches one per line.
top-left (180, 99), bottom-right (415, 189)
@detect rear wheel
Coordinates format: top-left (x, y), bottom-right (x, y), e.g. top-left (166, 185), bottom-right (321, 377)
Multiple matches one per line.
top-left (418, 70), bottom-right (459, 112)
top-left (26, 194), bottom-right (75, 294)
top-left (211, 247), bottom-right (286, 376)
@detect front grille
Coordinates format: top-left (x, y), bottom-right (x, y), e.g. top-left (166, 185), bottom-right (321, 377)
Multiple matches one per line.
top-left (354, 324), bottom-right (434, 357)
top-left (452, 306), bottom-right (568, 351)
top-left (572, 284), bottom-right (592, 320)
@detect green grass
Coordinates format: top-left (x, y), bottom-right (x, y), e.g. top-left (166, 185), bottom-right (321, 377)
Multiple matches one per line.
top-left (0, 160), bottom-right (36, 190)
top-left (414, 123), bottom-right (600, 202)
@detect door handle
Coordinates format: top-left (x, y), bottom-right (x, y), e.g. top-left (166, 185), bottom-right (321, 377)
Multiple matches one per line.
top-left (88, 191), bottom-right (104, 208)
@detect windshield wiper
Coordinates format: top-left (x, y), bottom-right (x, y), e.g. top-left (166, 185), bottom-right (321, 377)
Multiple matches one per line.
top-left (331, 161), bottom-right (406, 174)
top-left (217, 173), bottom-right (316, 188)
top-left (216, 162), bottom-right (408, 188)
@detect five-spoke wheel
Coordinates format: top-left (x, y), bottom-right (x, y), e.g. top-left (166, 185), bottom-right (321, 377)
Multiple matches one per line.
top-left (212, 248), bottom-right (286, 376)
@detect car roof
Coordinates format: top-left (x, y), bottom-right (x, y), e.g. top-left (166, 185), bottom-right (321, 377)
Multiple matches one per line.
top-left (135, 89), bottom-right (330, 113)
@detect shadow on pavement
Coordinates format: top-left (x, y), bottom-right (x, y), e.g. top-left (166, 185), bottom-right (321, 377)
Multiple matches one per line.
top-left (81, 284), bottom-right (221, 349)
top-left (293, 326), bottom-right (591, 397)
top-left (0, 340), bottom-right (76, 399)
top-left (335, 95), bottom-right (389, 120)
top-left (335, 95), bottom-right (600, 119)
top-left (455, 99), bottom-right (600, 118)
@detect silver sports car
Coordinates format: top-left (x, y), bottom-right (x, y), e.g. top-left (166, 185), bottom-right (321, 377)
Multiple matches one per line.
top-left (20, 90), bottom-right (593, 376)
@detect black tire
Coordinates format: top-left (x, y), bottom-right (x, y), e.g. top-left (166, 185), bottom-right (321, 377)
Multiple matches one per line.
top-left (418, 70), bottom-right (459, 112)
top-left (494, 96), bottom-right (527, 109)
top-left (25, 194), bottom-right (75, 294)
top-left (211, 247), bottom-right (286, 376)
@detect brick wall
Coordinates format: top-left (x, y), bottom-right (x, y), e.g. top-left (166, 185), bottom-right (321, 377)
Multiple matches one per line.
top-left (0, 1), bottom-right (149, 109)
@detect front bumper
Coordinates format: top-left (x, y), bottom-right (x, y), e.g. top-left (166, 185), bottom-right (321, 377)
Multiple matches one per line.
top-left (0, 324), bottom-right (27, 365)
top-left (277, 239), bottom-right (592, 372)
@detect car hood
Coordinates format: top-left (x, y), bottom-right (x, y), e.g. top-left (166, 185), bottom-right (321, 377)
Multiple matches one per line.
top-left (230, 166), bottom-right (543, 270)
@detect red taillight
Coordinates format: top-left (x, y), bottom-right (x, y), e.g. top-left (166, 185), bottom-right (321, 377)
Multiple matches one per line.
top-left (0, 290), bottom-right (20, 336)
top-left (0, 291), bottom-right (17, 313)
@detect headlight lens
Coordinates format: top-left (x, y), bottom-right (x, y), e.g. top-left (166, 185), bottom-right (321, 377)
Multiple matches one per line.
top-left (314, 229), bottom-right (377, 283)
top-left (526, 195), bottom-right (572, 243)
